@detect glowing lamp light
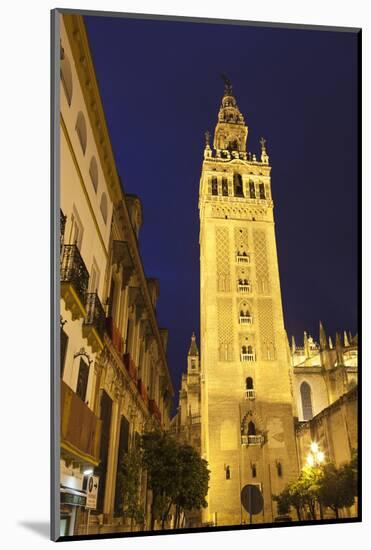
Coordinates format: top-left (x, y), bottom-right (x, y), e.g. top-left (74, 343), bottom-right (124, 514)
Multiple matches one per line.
top-left (310, 442), bottom-right (319, 454)
top-left (306, 453), bottom-right (315, 467)
top-left (317, 451), bottom-right (325, 463)
top-left (84, 468), bottom-right (93, 476)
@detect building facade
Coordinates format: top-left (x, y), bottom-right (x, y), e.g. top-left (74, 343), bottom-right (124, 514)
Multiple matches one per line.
top-left (59, 14), bottom-right (174, 537)
top-left (198, 81), bottom-right (299, 526)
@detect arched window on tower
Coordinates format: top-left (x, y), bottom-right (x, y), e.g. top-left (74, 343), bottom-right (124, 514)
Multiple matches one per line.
top-left (245, 377), bottom-right (255, 400)
top-left (300, 381), bottom-right (313, 420)
top-left (249, 181), bottom-right (256, 199)
top-left (222, 178), bottom-right (228, 196)
top-left (248, 421), bottom-right (256, 436)
top-left (211, 177), bottom-right (218, 195)
top-left (233, 173), bottom-right (244, 197)
top-left (259, 182), bottom-right (266, 199)
top-left (227, 138), bottom-right (238, 151)
top-left (75, 111), bottom-right (87, 154)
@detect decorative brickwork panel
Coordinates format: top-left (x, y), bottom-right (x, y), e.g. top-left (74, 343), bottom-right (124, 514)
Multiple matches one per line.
top-left (253, 229), bottom-right (270, 294)
top-left (235, 227), bottom-right (249, 256)
top-left (216, 227), bottom-right (231, 292)
top-left (217, 297), bottom-right (234, 361)
top-left (257, 297), bottom-right (276, 360)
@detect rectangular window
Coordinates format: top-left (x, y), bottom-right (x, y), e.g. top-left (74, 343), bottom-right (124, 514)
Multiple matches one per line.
top-left (249, 181), bottom-right (256, 199)
top-left (76, 358), bottom-right (89, 402)
top-left (211, 178), bottom-right (218, 195)
top-left (69, 207), bottom-right (84, 250)
top-left (60, 328), bottom-right (68, 377)
top-left (222, 178), bottom-right (228, 196)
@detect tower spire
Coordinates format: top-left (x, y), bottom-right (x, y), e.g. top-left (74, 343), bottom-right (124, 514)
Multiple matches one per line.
top-left (213, 77), bottom-right (248, 153)
top-left (188, 332), bottom-right (199, 356)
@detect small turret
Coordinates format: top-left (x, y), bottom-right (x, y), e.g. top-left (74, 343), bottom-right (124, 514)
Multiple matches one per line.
top-left (188, 332), bottom-right (199, 356)
top-left (344, 331), bottom-right (350, 347)
top-left (319, 320), bottom-right (328, 350)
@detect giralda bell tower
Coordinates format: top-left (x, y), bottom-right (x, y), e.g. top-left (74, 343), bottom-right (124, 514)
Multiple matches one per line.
top-left (199, 79), bottom-right (298, 526)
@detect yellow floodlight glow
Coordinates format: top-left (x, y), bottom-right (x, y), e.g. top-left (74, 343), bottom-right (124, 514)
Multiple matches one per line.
top-left (317, 451), bottom-right (325, 463)
top-left (306, 453), bottom-right (314, 467)
top-left (310, 442), bottom-right (319, 454)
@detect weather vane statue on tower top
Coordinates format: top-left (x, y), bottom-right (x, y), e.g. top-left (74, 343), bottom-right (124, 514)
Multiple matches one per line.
top-left (221, 73), bottom-right (233, 95)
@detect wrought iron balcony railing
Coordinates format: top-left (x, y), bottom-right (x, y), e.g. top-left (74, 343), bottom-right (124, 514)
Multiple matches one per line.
top-left (245, 389), bottom-right (256, 400)
top-left (241, 434), bottom-right (264, 446)
top-left (60, 210), bottom-right (67, 252)
top-left (241, 352), bottom-right (255, 362)
top-left (236, 254), bottom-right (250, 264)
top-left (238, 284), bottom-right (251, 293)
top-left (60, 244), bottom-right (89, 306)
top-left (239, 316), bottom-right (253, 324)
top-left (84, 292), bottom-right (106, 341)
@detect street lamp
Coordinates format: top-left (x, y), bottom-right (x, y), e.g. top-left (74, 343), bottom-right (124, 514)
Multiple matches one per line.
top-left (306, 441), bottom-right (325, 468)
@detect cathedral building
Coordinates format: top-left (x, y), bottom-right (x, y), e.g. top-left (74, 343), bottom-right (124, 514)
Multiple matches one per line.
top-left (198, 80), bottom-right (299, 526)
top-left (172, 81), bottom-right (358, 526)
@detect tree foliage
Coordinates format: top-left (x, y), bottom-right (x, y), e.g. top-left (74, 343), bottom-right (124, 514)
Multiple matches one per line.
top-left (140, 429), bottom-right (210, 529)
top-left (115, 448), bottom-right (144, 530)
top-left (273, 451), bottom-right (358, 521)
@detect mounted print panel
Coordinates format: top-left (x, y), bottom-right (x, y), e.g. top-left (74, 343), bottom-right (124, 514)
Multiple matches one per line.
top-left (51, 8), bottom-right (360, 541)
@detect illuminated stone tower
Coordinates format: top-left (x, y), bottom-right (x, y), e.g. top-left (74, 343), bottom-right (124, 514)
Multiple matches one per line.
top-left (199, 79), bottom-right (298, 526)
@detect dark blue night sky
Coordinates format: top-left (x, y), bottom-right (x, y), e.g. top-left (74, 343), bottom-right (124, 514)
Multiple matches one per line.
top-left (84, 15), bottom-right (358, 397)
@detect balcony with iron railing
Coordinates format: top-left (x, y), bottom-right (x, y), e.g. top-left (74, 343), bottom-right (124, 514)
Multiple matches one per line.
top-left (239, 315), bottom-right (253, 325)
top-left (60, 210), bottom-right (66, 252)
top-left (236, 253), bottom-right (250, 264)
top-left (83, 292), bottom-right (106, 352)
top-left (245, 389), bottom-right (256, 400)
top-left (60, 244), bottom-right (89, 318)
top-left (241, 434), bottom-right (264, 446)
top-left (241, 352), bottom-right (256, 362)
top-left (238, 283), bottom-right (251, 293)
top-left (61, 380), bottom-right (102, 465)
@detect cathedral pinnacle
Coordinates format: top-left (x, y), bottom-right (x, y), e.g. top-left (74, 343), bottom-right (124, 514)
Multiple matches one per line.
top-left (188, 332), bottom-right (199, 356)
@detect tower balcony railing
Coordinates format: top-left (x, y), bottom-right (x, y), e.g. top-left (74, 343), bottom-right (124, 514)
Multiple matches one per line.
top-left (241, 352), bottom-right (255, 362)
top-left (239, 315), bottom-right (253, 325)
top-left (238, 284), bottom-right (251, 293)
top-left (83, 292), bottom-right (106, 350)
top-left (241, 434), bottom-right (264, 446)
top-left (245, 389), bottom-right (256, 400)
top-left (60, 244), bottom-right (89, 315)
top-left (236, 254), bottom-right (250, 264)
